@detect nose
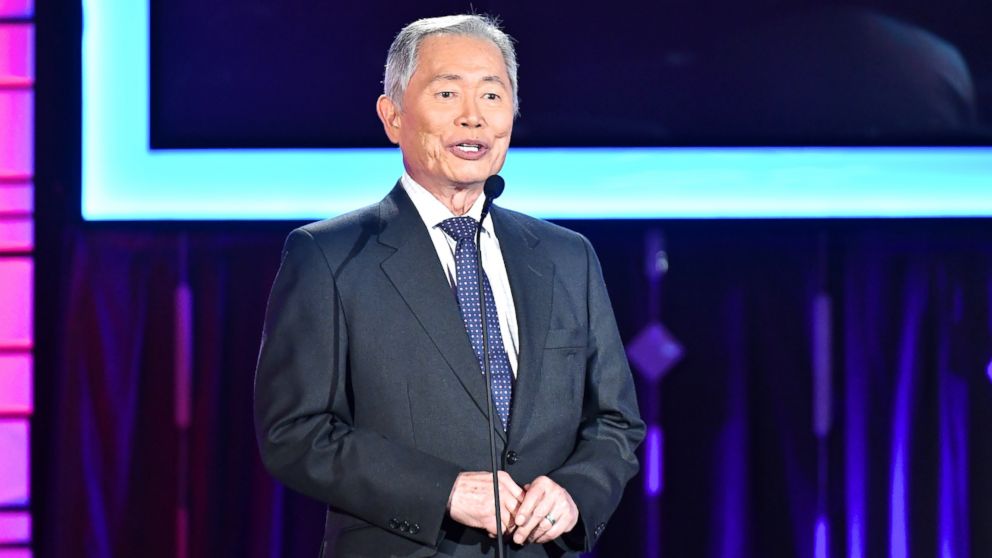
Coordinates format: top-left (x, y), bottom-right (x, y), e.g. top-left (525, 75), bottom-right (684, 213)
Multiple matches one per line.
top-left (456, 97), bottom-right (483, 128)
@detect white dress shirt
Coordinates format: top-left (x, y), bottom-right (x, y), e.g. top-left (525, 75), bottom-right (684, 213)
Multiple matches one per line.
top-left (401, 173), bottom-right (520, 377)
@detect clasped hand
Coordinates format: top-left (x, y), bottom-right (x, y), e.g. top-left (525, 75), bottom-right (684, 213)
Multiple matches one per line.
top-left (447, 471), bottom-right (578, 545)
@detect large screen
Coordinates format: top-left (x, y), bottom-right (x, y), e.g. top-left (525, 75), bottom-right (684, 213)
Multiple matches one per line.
top-left (82, 1), bottom-right (992, 220)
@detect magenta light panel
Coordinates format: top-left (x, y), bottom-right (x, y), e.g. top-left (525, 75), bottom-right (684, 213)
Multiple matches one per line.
top-left (0, 24), bottom-right (33, 87)
top-left (0, 185), bottom-right (31, 214)
top-left (0, 511), bottom-right (30, 544)
top-left (0, 5), bottom-right (34, 555)
top-left (0, 219), bottom-right (31, 251)
top-left (0, 355), bottom-right (31, 414)
top-left (0, 92), bottom-right (32, 177)
top-left (0, 258), bottom-right (32, 348)
top-left (0, 0), bottom-right (32, 17)
top-left (0, 421), bottom-right (28, 505)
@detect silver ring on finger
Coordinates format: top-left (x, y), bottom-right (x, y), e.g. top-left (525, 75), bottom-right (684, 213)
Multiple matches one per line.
top-left (545, 514), bottom-right (557, 527)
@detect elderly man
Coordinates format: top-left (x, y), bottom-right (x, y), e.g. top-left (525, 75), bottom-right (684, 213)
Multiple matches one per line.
top-left (254, 14), bottom-right (643, 557)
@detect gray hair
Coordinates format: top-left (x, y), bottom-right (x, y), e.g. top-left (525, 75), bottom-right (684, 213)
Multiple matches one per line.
top-left (383, 14), bottom-right (519, 116)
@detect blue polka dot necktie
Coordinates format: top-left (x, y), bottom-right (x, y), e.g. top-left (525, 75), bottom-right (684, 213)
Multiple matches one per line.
top-left (438, 216), bottom-right (513, 431)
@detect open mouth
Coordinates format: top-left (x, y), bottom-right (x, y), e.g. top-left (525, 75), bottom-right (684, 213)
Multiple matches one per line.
top-left (449, 141), bottom-right (489, 160)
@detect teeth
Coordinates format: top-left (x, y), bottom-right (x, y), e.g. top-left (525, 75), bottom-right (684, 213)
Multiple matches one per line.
top-left (456, 144), bottom-right (480, 152)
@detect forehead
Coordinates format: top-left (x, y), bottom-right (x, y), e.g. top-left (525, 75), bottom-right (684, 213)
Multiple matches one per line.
top-left (412, 34), bottom-right (508, 81)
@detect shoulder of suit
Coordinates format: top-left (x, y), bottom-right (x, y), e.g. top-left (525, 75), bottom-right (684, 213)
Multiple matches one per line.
top-left (283, 201), bottom-right (382, 269)
top-left (298, 201), bottom-right (379, 239)
top-left (495, 206), bottom-right (591, 251)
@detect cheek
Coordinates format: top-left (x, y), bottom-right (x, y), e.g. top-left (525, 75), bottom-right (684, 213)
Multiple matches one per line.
top-left (492, 123), bottom-right (513, 151)
top-left (491, 121), bottom-right (514, 150)
top-left (419, 134), bottom-right (446, 163)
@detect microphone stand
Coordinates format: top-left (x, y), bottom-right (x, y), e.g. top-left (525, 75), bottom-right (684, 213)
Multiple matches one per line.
top-left (476, 177), bottom-right (505, 558)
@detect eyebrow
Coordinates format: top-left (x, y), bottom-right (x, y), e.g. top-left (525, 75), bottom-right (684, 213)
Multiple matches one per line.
top-left (428, 74), bottom-right (508, 88)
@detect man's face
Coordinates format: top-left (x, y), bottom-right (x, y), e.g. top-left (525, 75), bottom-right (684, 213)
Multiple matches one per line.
top-left (377, 34), bottom-right (514, 193)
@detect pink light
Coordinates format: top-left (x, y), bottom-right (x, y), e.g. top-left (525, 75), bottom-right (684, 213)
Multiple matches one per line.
top-left (0, 354), bottom-right (31, 415)
top-left (0, 8), bottom-right (32, 554)
top-left (0, 24), bottom-right (34, 86)
top-left (0, 258), bottom-right (32, 348)
top-left (0, 184), bottom-right (32, 214)
top-left (0, 91), bottom-right (33, 176)
top-left (0, 420), bottom-right (29, 505)
top-left (0, 0), bottom-right (33, 18)
top-left (0, 511), bottom-right (30, 544)
top-left (0, 218), bottom-right (32, 251)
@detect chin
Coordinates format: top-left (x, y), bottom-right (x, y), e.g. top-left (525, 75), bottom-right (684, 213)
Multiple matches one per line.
top-left (447, 168), bottom-right (495, 188)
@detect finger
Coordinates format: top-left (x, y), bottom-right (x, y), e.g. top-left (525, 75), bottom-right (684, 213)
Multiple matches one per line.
top-left (502, 496), bottom-right (521, 531)
top-left (527, 501), bottom-right (558, 543)
top-left (513, 489), bottom-right (554, 545)
top-left (497, 471), bottom-right (525, 502)
top-left (499, 481), bottom-right (523, 530)
top-left (523, 497), bottom-right (556, 544)
top-left (500, 485), bottom-right (524, 511)
top-left (513, 481), bottom-right (545, 528)
top-left (500, 499), bottom-right (519, 532)
top-left (533, 501), bottom-right (569, 544)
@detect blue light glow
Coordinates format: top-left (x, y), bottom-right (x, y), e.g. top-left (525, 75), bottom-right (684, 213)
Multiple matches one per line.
top-left (849, 516), bottom-right (863, 558)
top-left (816, 516), bottom-right (830, 558)
top-left (82, 1), bottom-right (992, 220)
top-left (890, 448), bottom-right (907, 558)
top-left (644, 425), bottom-right (663, 496)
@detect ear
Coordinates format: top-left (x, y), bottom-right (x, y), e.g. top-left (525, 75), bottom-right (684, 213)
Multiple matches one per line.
top-left (376, 95), bottom-right (402, 145)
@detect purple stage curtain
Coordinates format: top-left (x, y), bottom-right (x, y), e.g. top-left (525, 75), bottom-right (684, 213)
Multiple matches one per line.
top-left (40, 230), bottom-right (321, 558)
top-left (36, 222), bottom-right (992, 558)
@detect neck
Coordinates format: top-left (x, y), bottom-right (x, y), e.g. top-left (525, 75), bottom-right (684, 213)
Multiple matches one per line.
top-left (411, 175), bottom-right (484, 216)
top-left (433, 187), bottom-right (483, 216)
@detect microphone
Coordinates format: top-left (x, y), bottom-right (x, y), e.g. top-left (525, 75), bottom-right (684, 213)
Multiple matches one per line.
top-left (476, 174), bottom-right (507, 558)
top-left (480, 174), bottom-right (505, 225)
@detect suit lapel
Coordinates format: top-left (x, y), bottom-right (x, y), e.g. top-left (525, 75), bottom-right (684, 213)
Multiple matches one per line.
top-left (491, 208), bottom-right (555, 444)
top-left (377, 185), bottom-right (507, 441)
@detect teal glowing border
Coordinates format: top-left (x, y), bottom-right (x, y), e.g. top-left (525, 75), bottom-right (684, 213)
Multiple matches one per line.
top-left (82, 1), bottom-right (992, 220)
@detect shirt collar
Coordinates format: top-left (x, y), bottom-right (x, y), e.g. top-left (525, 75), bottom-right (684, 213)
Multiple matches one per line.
top-left (400, 172), bottom-right (492, 234)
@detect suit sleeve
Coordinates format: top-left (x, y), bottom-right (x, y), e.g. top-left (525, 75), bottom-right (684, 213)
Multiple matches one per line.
top-left (253, 229), bottom-right (463, 547)
top-left (548, 236), bottom-right (646, 551)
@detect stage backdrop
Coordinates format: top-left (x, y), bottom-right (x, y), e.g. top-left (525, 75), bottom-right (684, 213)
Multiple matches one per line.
top-left (37, 219), bottom-right (992, 558)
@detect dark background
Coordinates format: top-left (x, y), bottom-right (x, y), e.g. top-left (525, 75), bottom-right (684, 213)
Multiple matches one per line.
top-left (31, 1), bottom-right (992, 557)
top-left (150, 0), bottom-right (991, 148)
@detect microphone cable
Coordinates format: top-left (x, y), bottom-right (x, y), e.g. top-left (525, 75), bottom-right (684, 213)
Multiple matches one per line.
top-left (476, 174), bottom-right (506, 558)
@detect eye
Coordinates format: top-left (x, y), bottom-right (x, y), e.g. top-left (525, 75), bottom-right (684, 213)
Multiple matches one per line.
top-left (438, 91), bottom-right (455, 99)
top-left (483, 93), bottom-right (501, 101)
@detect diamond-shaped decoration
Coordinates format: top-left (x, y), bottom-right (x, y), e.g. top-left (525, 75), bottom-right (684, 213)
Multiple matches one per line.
top-left (627, 321), bottom-right (684, 381)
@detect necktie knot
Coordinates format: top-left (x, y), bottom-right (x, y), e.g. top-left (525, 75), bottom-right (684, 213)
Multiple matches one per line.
top-left (438, 216), bottom-right (480, 242)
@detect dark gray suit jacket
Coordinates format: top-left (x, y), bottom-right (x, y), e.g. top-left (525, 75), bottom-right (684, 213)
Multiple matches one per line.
top-left (254, 185), bottom-right (644, 557)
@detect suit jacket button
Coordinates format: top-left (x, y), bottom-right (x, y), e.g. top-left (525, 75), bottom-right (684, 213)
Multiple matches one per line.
top-left (411, 523), bottom-right (421, 534)
top-left (389, 518), bottom-right (400, 530)
top-left (401, 520), bottom-right (411, 532)
top-left (506, 450), bottom-right (519, 465)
